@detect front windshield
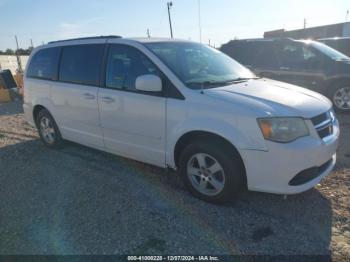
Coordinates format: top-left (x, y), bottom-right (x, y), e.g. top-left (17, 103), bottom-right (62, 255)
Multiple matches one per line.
top-left (310, 41), bottom-right (349, 61)
top-left (145, 42), bottom-right (255, 89)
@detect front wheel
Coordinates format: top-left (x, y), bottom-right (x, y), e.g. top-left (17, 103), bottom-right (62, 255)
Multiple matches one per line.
top-left (330, 84), bottom-right (350, 113)
top-left (178, 142), bottom-right (245, 204)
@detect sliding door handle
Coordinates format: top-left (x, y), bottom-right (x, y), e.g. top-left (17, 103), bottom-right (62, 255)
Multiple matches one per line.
top-left (101, 96), bottom-right (115, 103)
top-left (83, 93), bottom-right (95, 100)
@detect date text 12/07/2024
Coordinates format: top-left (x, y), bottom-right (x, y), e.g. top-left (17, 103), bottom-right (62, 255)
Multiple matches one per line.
top-left (127, 256), bottom-right (220, 261)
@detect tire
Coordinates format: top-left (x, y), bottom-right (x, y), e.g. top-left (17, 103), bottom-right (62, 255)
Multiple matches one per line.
top-left (36, 109), bottom-right (64, 149)
top-left (329, 83), bottom-right (350, 113)
top-left (178, 141), bottom-right (245, 204)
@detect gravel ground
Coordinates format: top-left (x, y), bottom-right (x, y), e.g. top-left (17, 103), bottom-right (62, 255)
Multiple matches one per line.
top-left (0, 101), bottom-right (349, 258)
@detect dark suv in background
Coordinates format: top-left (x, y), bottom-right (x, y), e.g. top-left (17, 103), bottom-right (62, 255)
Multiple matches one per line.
top-left (221, 38), bottom-right (350, 112)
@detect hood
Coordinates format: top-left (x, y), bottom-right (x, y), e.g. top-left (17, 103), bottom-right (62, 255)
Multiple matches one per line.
top-left (205, 78), bottom-right (332, 118)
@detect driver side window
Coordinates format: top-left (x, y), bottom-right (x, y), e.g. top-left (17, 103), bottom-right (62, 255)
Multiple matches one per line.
top-left (279, 43), bottom-right (319, 68)
top-left (106, 45), bottom-right (160, 92)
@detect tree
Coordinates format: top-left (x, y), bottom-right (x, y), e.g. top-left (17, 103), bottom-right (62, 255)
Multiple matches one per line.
top-left (0, 48), bottom-right (33, 55)
top-left (5, 49), bottom-right (15, 55)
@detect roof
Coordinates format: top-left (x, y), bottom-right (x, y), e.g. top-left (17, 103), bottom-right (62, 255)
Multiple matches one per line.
top-left (224, 37), bottom-right (295, 43)
top-left (48, 35), bottom-right (122, 44)
top-left (125, 37), bottom-right (193, 43)
top-left (318, 37), bottom-right (350, 41)
top-left (47, 36), bottom-right (191, 45)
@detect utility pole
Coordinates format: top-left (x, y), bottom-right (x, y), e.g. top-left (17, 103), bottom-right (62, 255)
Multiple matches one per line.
top-left (346, 10), bottom-right (349, 22)
top-left (167, 2), bottom-right (174, 38)
top-left (198, 0), bottom-right (202, 43)
top-left (30, 39), bottom-right (34, 48)
top-left (147, 29), bottom-right (151, 38)
top-left (303, 18), bottom-right (307, 29)
top-left (15, 35), bottom-right (23, 73)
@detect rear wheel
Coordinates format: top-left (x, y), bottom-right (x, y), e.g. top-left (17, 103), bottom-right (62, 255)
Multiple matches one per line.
top-left (36, 109), bottom-right (64, 149)
top-left (330, 84), bottom-right (350, 113)
top-left (178, 141), bottom-right (244, 204)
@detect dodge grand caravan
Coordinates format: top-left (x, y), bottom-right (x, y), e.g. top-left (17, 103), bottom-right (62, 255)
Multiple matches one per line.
top-left (221, 38), bottom-right (350, 112)
top-left (23, 36), bottom-right (339, 203)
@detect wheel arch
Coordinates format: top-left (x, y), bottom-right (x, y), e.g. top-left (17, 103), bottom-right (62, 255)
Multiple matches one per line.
top-left (326, 76), bottom-right (350, 96)
top-left (173, 130), bottom-right (247, 188)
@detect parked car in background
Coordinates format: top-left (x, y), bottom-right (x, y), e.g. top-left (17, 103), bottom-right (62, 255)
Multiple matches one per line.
top-left (221, 38), bottom-right (350, 112)
top-left (24, 36), bottom-right (339, 203)
top-left (319, 37), bottom-right (350, 57)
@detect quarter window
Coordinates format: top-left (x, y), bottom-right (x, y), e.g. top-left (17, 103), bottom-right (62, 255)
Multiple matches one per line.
top-left (27, 47), bottom-right (60, 80)
top-left (59, 44), bottom-right (104, 86)
top-left (106, 45), bottom-right (160, 91)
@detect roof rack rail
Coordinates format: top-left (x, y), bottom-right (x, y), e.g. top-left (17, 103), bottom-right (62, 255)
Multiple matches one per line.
top-left (48, 35), bottom-right (122, 44)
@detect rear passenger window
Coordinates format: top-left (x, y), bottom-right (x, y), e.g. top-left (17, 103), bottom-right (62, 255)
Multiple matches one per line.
top-left (252, 42), bottom-right (279, 68)
top-left (27, 47), bottom-right (60, 80)
top-left (106, 45), bottom-right (160, 91)
top-left (59, 44), bottom-right (104, 86)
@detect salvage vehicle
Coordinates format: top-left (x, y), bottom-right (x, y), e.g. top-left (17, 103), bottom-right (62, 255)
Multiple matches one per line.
top-left (221, 38), bottom-right (350, 112)
top-left (23, 36), bottom-right (339, 203)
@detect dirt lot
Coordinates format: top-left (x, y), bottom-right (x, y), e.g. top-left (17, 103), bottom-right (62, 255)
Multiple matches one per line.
top-left (0, 101), bottom-right (349, 258)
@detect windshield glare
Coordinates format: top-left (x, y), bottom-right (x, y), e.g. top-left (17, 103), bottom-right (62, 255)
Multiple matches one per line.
top-left (145, 42), bottom-right (255, 89)
top-left (310, 41), bottom-right (350, 61)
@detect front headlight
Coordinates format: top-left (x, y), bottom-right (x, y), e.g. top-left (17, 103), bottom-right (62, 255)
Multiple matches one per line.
top-left (257, 117), bottom-right (309, 143)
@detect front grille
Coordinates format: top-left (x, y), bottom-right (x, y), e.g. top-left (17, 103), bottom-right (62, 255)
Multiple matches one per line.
top-left (311, 111), bottom-right (334, 140)
top-left (311, 112), bottom-right (328, 126)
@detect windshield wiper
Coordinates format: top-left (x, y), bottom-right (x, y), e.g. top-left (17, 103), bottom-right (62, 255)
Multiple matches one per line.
top-left (186, 77), bottom-right (260, 89)
top-left (186, 80), bottom-right (226, 88)
top-left (229, 77), bottom-right (260, 83)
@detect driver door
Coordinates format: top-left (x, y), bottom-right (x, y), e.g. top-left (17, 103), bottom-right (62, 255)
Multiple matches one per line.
top-left (275, 42), bottom-right (326, 91)
top-left (98, 44), bottom-right (167, 167)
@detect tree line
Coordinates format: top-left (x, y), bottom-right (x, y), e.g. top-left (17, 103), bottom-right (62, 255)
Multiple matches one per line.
top-left (0, 47), bottom-right (33, 55)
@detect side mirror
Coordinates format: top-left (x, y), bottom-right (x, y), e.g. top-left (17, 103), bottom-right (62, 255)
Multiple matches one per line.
top-left (135, 74), bottom-right (162, 92)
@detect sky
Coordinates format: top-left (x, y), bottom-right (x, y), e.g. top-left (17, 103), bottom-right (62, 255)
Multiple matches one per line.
top-left (0, 0), bottom-right (349, 51)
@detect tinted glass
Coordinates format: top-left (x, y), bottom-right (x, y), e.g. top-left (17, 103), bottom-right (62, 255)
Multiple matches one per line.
top-left (252, 41), bottom-right (279, 67)
top-left (278, 42), bottom-right (324, 68)
top-left (146, 42), bottom-right (255, 89)
top-left (27, 47), bottom-right (60, 80)
top-left (220, 41), bottom-right (248, 64)
top-left (278, 43), bottom-right (303, 66)
top-left (106, 45), bottom-right (160, 91)
top-left (59, 44), bottom-right (104, 86)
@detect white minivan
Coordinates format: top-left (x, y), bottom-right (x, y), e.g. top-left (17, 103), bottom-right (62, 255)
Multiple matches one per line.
top-left (23, 36), bottom-right (339, 203)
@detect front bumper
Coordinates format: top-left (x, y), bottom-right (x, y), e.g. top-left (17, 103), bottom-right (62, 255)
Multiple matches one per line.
top-left (240, 118), bottom-right (339, 195)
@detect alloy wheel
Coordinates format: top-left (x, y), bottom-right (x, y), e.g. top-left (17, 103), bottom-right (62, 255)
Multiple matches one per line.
top-left (39, 116), bottom-right (56, 144)
top-left (186, 153), bottom-right (226, 196)
top-left (333, 87), bottom-right (350, 110)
